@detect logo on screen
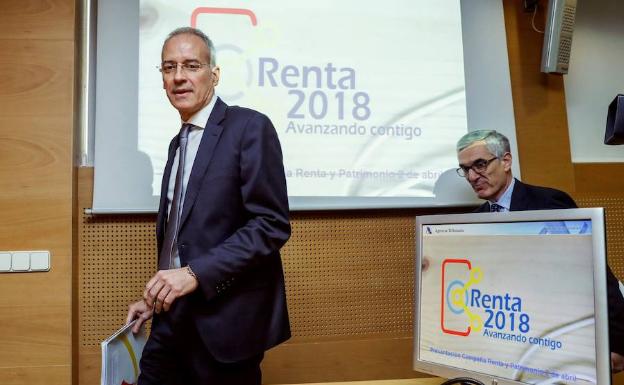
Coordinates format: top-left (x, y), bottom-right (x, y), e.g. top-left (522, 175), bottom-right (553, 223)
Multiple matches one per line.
top-left (191, 7), bottom-right (257, 101)
top-left (441, 258), bottom-right (483, 336)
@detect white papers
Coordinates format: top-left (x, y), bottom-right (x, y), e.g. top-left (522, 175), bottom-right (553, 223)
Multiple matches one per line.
top-left (101, 320), bottom-right (147, 385)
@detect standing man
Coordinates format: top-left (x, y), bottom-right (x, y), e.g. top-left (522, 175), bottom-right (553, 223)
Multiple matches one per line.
top-left (126, 27), bottom-right (291, 384)
top-left (456, 129), bottom-right (624, 372)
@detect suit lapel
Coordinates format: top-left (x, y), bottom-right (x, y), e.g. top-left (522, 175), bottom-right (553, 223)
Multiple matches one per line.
top-left (476, 202), bottom-right (490, 212)
top-left (179, 97), bottom-right (227, 228)
top-left (509, 179), bottom-right (528, 211)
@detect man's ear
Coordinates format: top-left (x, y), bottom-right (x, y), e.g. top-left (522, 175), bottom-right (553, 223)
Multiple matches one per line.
top-left (502, 152), bottom-right (513, 172)
top-left (211, 66), bottom-right (221, 86)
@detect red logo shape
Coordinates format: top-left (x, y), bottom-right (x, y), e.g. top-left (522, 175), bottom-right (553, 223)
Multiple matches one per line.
top-left (441, 258), bottom-right (472, 336)
top-left (191, 7), bottom-right (258, 28)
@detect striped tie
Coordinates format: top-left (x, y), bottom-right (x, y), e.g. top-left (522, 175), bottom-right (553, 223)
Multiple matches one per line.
top-left (158, 123), bottom-right (191, 270)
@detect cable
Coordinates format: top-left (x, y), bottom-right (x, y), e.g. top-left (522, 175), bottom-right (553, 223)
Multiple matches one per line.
top-left (440, 378), bottom-right (485, 385)
top-left (531, 5), bottom-right (545, 34)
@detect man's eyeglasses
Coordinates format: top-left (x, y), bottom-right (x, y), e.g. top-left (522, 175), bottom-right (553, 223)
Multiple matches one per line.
top-left (158, 61), bottom-right (210, 75)
top-left (456, 157), bottom-right (498, 177)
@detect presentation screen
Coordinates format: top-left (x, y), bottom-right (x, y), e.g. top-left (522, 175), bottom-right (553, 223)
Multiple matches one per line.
top-left (92, 0), bottom-right (518, 212)
top-left (414, 209), bottom-right (610, 385)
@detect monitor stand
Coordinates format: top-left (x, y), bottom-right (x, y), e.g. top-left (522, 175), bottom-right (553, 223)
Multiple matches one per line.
top-left (440, 378), bottom-right (485, 385)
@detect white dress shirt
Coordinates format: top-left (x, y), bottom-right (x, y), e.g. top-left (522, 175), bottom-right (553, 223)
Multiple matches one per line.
top-left (166, 95), bottom-right (218, 267)
top-left (489, 178), bottom-right (515, 212)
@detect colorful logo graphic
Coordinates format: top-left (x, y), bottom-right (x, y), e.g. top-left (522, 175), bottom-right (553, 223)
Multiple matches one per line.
top-left (441, 258), bottom-right (483, 336)
top-left (190, 7), bottom-right (258, 101)
top-left (190, 7), bottom-right (258, 28)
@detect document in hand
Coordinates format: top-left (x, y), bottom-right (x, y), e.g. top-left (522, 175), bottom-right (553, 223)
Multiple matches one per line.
top-left (101, 320), bottom-right (147, 385)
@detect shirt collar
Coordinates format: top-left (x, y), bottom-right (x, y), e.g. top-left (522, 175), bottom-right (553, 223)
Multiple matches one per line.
top-left (490, 177), bottom-right (515, 211)
top-left (182, 95), bottom-right (218, 129)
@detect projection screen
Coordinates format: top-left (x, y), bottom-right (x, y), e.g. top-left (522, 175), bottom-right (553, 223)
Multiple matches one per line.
top-left (92, 0), bottom-right (518, 212)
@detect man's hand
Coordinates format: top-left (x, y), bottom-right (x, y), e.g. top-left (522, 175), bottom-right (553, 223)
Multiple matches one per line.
top-left (126, 299), bottom-right (154, 334)
top-left (144, 267), bottom-right (199, 314)
top-left (612, 352), bottom-right (624, 373)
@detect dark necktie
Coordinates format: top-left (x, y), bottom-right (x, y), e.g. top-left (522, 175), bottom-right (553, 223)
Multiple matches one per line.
top-left (159, 123), bottom-right (191, 270)
top-left (490, 203), bottom-right (504, 212)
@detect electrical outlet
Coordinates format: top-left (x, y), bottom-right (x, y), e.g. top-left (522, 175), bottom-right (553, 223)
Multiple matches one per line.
top-left (0, 251), bottom-right (50, 273)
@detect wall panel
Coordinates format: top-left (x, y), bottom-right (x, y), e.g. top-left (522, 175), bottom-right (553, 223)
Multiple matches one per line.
top-left (0, 0), bottom-right (74, 40)
top-left (576, 194), bottom-right (624, 279)
top-left (0, 0), bottom-right (75, 384)
top-left (574, 163), bottom-right (624, 194)
top-left (502, 0), bottom-right (575, 192)
top-left (0, 367), bottom-right (71, 385)
top-left (0, 40), bottom-right (74, 117)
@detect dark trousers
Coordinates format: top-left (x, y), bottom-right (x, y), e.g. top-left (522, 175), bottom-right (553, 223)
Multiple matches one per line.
top-left (138, 312), bottom-right (263, 385)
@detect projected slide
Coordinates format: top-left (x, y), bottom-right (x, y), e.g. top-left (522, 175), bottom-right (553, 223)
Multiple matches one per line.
top-left (138, 0), bottom-right (467, 199)
top-left (419, 221), bottom-right (598, 384)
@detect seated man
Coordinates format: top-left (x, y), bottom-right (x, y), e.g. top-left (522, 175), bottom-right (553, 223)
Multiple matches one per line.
top-left (456, 129), bottom-right (624, 373)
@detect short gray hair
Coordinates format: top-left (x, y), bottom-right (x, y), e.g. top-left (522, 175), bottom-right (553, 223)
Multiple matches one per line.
top-left (456, 130), bottom-right (511, 158)
top-left (162, 27), bottom-right (216, 66)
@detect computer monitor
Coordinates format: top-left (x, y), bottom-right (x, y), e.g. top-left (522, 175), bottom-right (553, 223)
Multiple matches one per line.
top-left (413, 208), bottom-right (611, 385)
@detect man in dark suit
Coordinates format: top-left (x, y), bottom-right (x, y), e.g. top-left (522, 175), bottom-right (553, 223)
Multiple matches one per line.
top-left (126, 27), bottom-right (291, 384)
top-left (456, 129), bottom-right (624, 372)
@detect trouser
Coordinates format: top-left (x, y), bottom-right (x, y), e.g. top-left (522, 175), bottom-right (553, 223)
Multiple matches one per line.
top-left (138, 312), bottom-right (263, 385)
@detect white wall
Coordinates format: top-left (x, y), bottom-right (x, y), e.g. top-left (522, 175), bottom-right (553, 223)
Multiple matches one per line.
top-left (565, 0), bottom-right (624, 162)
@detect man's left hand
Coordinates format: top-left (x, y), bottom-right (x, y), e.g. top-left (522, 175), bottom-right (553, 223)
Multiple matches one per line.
top-left (144, 267), bottom-right (199, 313)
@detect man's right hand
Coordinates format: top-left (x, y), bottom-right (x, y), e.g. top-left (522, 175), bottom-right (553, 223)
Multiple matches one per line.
top-left (126, 299), bottom-right (154, 334)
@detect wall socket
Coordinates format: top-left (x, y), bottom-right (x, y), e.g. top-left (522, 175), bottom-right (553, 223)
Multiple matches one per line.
top-left (0, 251), bottom-right (50, 272)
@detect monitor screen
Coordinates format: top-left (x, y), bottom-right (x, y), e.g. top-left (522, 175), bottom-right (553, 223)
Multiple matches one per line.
top-left (413, 208), bottom-right (611, 385)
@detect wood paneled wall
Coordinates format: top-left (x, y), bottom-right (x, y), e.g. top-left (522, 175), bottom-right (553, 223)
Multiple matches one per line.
top-left (503, 1), bottom-right (576, 192)
top-left (0, 0), bottom-right (75, 384)
top-left (503, 2), bottom-right (624, 279)
top-left (504, 1), bottom-right (624, 196)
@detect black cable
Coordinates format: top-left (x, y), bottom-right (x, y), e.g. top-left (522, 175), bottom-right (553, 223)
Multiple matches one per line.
top-left (439, 377), bottom-right (486, 385)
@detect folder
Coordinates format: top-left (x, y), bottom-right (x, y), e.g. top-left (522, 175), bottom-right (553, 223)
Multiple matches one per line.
top-left (101, 320), bottom-right (147, 385)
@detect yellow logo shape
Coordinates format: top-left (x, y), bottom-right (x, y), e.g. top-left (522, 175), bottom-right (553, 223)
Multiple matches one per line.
top-left (450, 266), bottom-right (483, 332)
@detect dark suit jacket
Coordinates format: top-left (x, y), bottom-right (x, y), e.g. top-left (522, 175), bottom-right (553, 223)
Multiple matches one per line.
top-left (475, 179), bottom-right (577, 212)
top-left (155, 97), bottom-right (291, 363)
top-left (476, 179), bottom-right (624, 354)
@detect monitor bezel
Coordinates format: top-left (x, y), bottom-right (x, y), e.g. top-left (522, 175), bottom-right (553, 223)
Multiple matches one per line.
top-left (413, 208), bottom-right (610, 385)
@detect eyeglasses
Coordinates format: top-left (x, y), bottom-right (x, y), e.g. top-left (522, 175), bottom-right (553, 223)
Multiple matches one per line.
top-left (158, 61), bottom-right (210, 75)
top-left (456, 157), bottom-right (498, 177)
